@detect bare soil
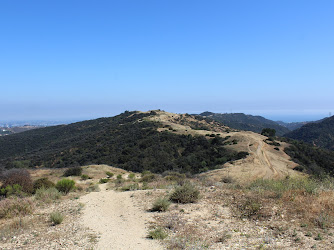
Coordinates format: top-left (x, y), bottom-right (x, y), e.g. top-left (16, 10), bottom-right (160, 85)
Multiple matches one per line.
top-left (79, 184), bottom-right (163, 250)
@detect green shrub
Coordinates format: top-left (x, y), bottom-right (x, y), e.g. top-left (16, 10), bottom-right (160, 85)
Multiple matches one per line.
top-left (50, 211), bottom-right (64, 225)
top-left (33, 178), bottom-right (55, 192)
top-left (0, 197), bottom-right (34, 219)
top-left (106, 172), bottom-right (114, 178)
top-left (99, 178), bottom-right (109, 184)
top-left (35, 187), bottom-right (61, 203)
top-left (80, 174), bottom-right (89, 180)
top-left (148, 227), bottom-right (168, 239)
top-left (128, 173), bottom-right (136, 179)
top-left (141, 170), bottom-right (151, 177)
top-left (140, 173), bottom-right (156, 183)
top-left (121, 183), bottom-right (139, 191)
top-left (116, 174), bottom-right (123, 180)
top-left (261, 128), bottom-right (276, 137)
top-left (141, 182), bottom-right (151, 190)
top-left (63, 167), bottom-right (83, 177)
top-left (151, 197), bottom-right (171, 212)
top-left (0, 184), bottom-right (24, 197)
top-left (55, 179), bottom-right (75, 194)
top-left (170, 182), bottom-right (200, 203)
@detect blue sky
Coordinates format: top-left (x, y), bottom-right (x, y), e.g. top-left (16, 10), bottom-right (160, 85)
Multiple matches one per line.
top-left (1, 0), bottom-right (333, 122)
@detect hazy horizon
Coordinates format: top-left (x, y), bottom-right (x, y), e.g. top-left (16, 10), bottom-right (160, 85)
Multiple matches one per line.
top-left (0, 108), bottom-right (331, 124)
top-left (1, 1), bottom-right (333, 123)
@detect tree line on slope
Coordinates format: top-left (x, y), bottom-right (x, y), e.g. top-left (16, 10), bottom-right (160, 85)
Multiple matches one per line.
top-left (280, 137), bottom-right (334, 177)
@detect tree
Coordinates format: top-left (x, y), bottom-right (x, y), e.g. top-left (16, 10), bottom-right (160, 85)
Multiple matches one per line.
top-left (261, 128), bottom-right (276, 137)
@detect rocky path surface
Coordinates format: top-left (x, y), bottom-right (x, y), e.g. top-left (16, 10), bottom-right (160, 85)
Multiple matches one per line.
top-left (79, 184), bottom-right (163, 250)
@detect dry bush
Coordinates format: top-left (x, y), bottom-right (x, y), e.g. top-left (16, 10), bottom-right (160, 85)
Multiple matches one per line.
top-left (50, 211), bottom-right (64, 225)
top-left (35, 187), bottom-right (61, 203)
top-left (0, 197), bottom-right (34, 219)
top-left (151, 197), bottom-right (171, 212)
top-left (0, 217), bottom-right (29, 240)
top-left (283, 190), bottom-right (334, 228)
top-left (140, 173), bottom-right (157, 183)
top-left (121, 183), bottom-right (139, 191)
top-left (147, 178), bottom-right (175, 189)
top-left (236, 177), bottom-right (334, 228)
top-left (235, 195), bottom-right (265, 219)
top-left (165, 224), bottom-right (211, 249)
top-left (86, 184), bottom-right (100, 192)
top-left (1, 169), bottom-right (33, 194)
top-left (33, 178), bottom-right (55, 192)
top-left (170, 182), bottom-right (200, 203)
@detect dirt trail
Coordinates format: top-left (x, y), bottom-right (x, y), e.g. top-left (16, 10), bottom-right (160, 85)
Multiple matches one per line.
top-left (202, 131), bottom-right (302, 183)
top-left (79, 184), bottom-right (163, 250)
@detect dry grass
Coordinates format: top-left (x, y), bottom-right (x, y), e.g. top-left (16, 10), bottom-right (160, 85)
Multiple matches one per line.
top-left (145, 175), bottom-right (334, 249)
top-left (35, 187), bottom-right (61, 203)
top-left (0, 197), bottom-right (34, 219)
top-left (0, 217), bottom-right (30, 240)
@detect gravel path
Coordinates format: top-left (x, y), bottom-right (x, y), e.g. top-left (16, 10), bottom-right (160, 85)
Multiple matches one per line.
top-left (79, 184), bottom-right (163, 250)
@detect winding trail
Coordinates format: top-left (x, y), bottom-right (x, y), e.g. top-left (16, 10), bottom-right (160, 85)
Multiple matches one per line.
top-left (202, 131), bottom-right (301, 183)
top-left (79, 184), bottom-right (163, 250)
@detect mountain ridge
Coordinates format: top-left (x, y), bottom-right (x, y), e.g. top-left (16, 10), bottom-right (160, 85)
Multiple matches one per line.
top-left (197, 111), bottom-right (290, 136)
top-left (284, 115), bottom-right (334, 150)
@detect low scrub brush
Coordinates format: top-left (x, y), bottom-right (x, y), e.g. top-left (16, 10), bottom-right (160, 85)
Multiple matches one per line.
top-left (35, 187), bottom-right (61, 203)
top-left (170, 182), bottom-right (200, 203)
top-left (0, 197), bottom-right (34, 219)
top-left (50, 211), bottom-right (64, 225)
top-left (33, 178), bottom-right (55, 192)
top-left (148, 227), bottom-right (168, 240)
top-left (151, 197), bottom-right (171, 212)
top-left (63, 167), bottom-right (82, 177)
top-left (55, 179), bottom-right (75, 194)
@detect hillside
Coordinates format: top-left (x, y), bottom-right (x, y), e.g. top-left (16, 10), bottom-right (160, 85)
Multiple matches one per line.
top-left (197, 112), bottom-right (290, 136)
top-left (285, 116), bottom-right (334, 150)
top-left (0, 111), bottom-right (248, 174)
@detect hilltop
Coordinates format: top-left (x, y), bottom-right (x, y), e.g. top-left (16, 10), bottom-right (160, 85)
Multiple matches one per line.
top-left (0, 111), bottom-right (249, 176)
top-left (0, 110), bottom-right (309, 183)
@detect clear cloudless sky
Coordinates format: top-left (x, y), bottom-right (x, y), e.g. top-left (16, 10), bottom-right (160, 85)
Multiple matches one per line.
top-left (0, 0), bottom-right (333, 122)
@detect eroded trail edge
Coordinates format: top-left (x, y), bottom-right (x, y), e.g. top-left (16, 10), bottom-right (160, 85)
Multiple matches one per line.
top-left (79, 184), bottom-right (163, 250)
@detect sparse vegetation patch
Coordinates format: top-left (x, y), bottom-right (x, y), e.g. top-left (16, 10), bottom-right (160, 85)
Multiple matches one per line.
top-left (170, 182), bottom-right (200, 203)
top-left (0, 197), bottom-right (34, 219)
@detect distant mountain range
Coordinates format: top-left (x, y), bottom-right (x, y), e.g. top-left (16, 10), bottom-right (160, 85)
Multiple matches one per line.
top-left (285, 116), bottom-right (334, 150)
top-left (275, 121), bottom-right (309, 131)
top-left (197, 112), bottom-right (291, 136)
